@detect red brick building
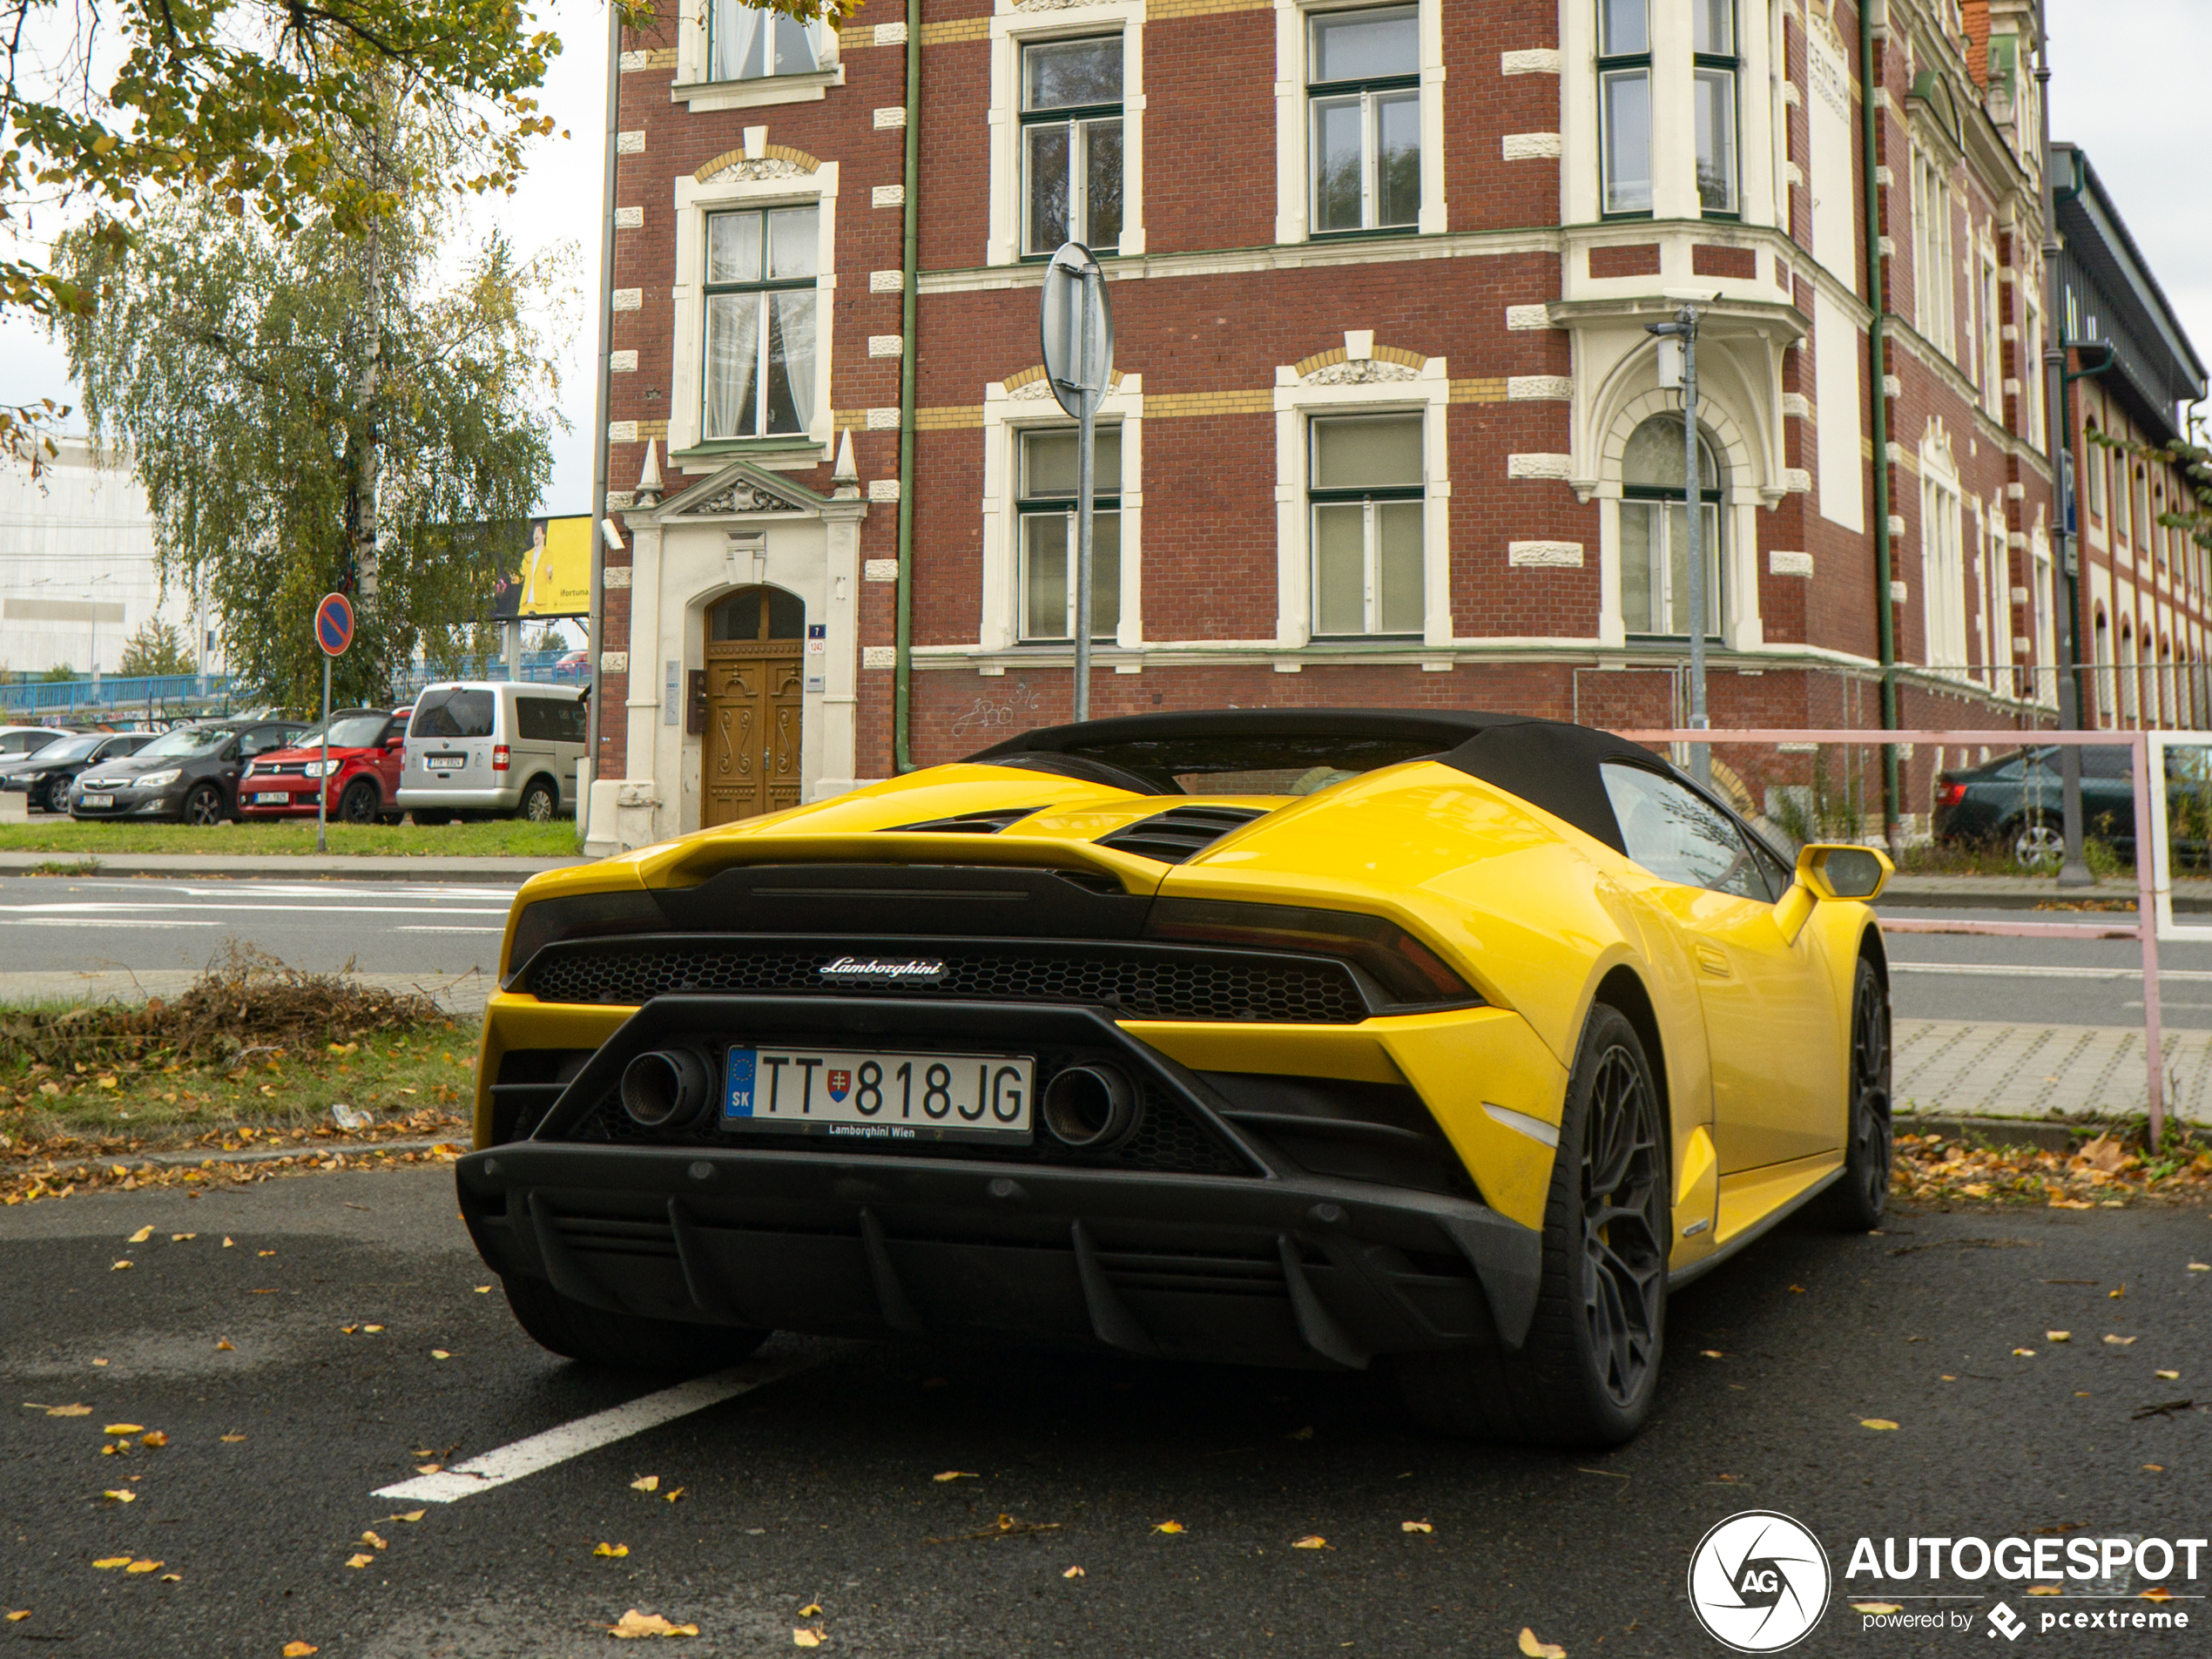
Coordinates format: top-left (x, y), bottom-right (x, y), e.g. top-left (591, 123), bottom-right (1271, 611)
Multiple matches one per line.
top-left (583, 0), bottom-right (2075, 848)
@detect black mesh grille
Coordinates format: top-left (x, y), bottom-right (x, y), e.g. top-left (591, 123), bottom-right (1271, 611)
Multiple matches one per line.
top-left (567, 1066), bottom-right (1252, 1177)
top-left (527, 939), bottom-right (1369, 1023)
top-left (1095, 806), bottom-right (1267, 864)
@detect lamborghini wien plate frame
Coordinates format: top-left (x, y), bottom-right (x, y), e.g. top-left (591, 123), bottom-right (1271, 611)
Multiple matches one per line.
top-left (724, 1045), bottom-right (1034, 1144)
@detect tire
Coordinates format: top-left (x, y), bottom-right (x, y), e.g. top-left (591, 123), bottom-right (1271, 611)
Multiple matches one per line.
top-left (410, 808), bottom-right (455, 826)
top-left (182, 783), bottom-right (226, 826)
top-left (1811, 957), bottom-right (1893, 1231)
top-left (34, 777), bottom-right (60, 814)
top-left (517, 778), bottom-right (558, 823)
top-left (1396, 1003), bottom-right (1669, 1447)
top-left (2008, 813), bottom-right (2064, 871)
top-left (338, 778), bottom-right (381, 825)
top-left (502, 1273), bottom-right (771, 1373)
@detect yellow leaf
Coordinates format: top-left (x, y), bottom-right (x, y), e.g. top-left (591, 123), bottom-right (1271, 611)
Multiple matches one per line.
top-left (2143, 1587), bottom-right (2176, 1602)
top-left (2144, 1464), bottom-right (2165, 1473)
top-left (282, 1645), bottom-right (320, 1657)
top-left (103, 1490), bottom-right (135, 1504)
top-left (415, 1464), bottom-right (441, 1475)
top-left (2188, 1263), bottom-right (2209, 1272)
top-left (171, 1234), bottom-right (194, 1242)
top-left (607, 1608), bottom-right (698, 1638)
top-left (1401, 1520), bottom-right (1433, 1533)
top-left (221, 1433), bottom-right (246, 1443)
top-left (1291, 1535), bottom-right (1331, 1549)
top-left (2013, 1348), bottom-right (2036, 1357)
top-left (630, 1475), bottom-right (660, 1493)
top-left (127, 1227), bottom-right (152, 1244)
top-left (111, 1260), bottom-right (132, 1271)
top-left (92, 1558), bottom-right (132, 1570)
top-left (2047, 1331), bottom-right (2071, 1342)
top-left (430, 1351), bottom-right (450, 1361)
top-left (160, 1575), bottom-right (180, 1582)
top-left (345, 1554), bottom-right (374, 1569)
top-left (4, 1611), bottom-right (26, 1622)
top-left (361, 1532), bottom-right (386, 1550)
top-left (2156, 1369), bottom-right (2181, 1380)
top-left (1518, 1629), bottom-right (1568, 1659)
top-left (2110, 1285), bottom-right (2127, 1298)
top-left (141, 1433), bottom-right (166, 1447)
top-left (216, 1340), bottom-right (234, 1352)
top-left (2104, 1335), bottom-right (2138, 1346)
top-left (1699, 1349), bottom-right (1724, 1359)
top-left (665, 1487), bottom-right (685, 1503)
top-left (45, 1405), bottom-right (92, 1417)
top-left (1152, 1521), bottom-right (1184, 1534)
top-left (391, 1511), bottom-right (426, 1523)
top-left (2027, 1586), bottom-right (2063, 1597)
top-left (104, 1424), bottom-right (145, 1436)
top-left (362, 1325), bottom-right (382, 1333)
top-left (221, 1238), bottom-right (233, 1248)
top-left (124, 1561), bottom-right (160, 1575)
top-left (1062, 1566), bottom-right (1085, 1578)
top-left (259, 1250), bottom-right (277, 1258)
top-left (793, 1632), bottom-right (821, 1649)
top-left (475, 1285), bottom-right (493, 1292)
top-left (1851, 1602), bottom-right (1905, 1613)
top-left (594, 1542), bottom-right (630, 1558)
top-left (798, 1605), bottom-right (821, 1617)
top-left (932, 1471), bottom-right (975, 1482)
top-left (1860, 1419), bottom-right (1899, 1431)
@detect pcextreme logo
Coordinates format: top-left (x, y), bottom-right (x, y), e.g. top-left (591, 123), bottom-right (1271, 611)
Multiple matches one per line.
top-left (1688, 1511), bottom-right (1832, 1653)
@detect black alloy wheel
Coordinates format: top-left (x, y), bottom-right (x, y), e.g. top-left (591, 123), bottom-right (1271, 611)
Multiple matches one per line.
top-left (1815, 956), bottom-right (1892, 1231)
top-left (339, 778), bottom-right (381, 824)
top-left (519, 778), bottom-right (558, 822)
top-left (1396, 1003), bottom-right (1669, 1446)
top-left (34, 776), bottom-right (61, 814)
top-left (182, 783), bottom-right (226, 826)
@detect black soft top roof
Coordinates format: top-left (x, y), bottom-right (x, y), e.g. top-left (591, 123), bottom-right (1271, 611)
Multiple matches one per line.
top-left (965, 708), bottom-right (1669, 854)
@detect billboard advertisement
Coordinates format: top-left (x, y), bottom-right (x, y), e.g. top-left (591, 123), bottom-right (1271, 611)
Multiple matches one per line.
top-left (491, 515), bottom-right (592, 620)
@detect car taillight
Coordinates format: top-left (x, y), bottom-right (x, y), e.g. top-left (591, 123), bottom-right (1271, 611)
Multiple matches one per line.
top-left (1936, 779), bottom-right (1966, 807)
top-left (493, 745), bottom-right (510, 772)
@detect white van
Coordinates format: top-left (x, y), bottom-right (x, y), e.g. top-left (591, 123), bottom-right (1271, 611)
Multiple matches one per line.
top-left (398, 682), bottom-right (586, 822)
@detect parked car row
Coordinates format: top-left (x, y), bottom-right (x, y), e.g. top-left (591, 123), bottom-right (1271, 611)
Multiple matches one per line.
top-left (0, 680), bottom-right (588, 824)
top-left (1931, 742), bottom-right (2212, 867)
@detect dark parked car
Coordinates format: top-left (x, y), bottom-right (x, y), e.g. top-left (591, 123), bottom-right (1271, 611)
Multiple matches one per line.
top-left (1932, 744), bottom-right (2210, 867)
top-left (69, 718), bottom-right (307, 824)
top-left (0, 731), bottom-right (157, 813)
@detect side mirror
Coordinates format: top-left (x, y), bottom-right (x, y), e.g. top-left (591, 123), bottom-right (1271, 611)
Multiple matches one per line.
top-left (1797, 843), bottom-right (1893, 902)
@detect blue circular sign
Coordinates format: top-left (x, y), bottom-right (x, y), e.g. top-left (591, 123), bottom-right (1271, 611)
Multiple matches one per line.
top-left (314, 592), bottom-right (354, 657)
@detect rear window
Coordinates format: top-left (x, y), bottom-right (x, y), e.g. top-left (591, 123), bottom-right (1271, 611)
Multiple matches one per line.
top-left (516, 696), bottom-right (586, 744)
top-left (411, 688), bottom-right (496, 740)
top-left (988, 734), bottom-right (1441, 795)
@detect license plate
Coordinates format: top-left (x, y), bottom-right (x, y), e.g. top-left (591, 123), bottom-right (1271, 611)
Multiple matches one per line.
top-left (79, 793), bottom-right (113, 808)
top-left (724, 1047), bottom-right (1032, 1143)
top-left (253, 792), bottom-right (290, 805)
top-left (428, 756), bottom-right (462, 772)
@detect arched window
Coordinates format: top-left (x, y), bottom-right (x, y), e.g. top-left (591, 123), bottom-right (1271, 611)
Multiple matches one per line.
top-left (2082, 420), bottom-right (2103, 518)
top-left (1620, 414), bottom-right (1722, 637)
top-left (710, 584), bottom-right (805, 643)
top-left (2120, 620), bottom-right (2139, 726)
top-left (2093, 610), bottom-right (2113, 729)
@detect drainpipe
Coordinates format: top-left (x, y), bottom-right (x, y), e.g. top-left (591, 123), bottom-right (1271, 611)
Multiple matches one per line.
top-left (892, 0), bottom-right (921, 772)
top-left (581, 0), bottom-right (621, 848)
top-left (2046, 90), bottom-right (2096, 888)
top-left (1861, 0), bottom-right (1900, 849)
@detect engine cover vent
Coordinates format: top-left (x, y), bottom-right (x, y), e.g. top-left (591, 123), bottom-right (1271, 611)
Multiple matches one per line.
top-left (882, 806), bottom-right (1043, 834)
top-left (1096, 806), bottom-right (1267, 865)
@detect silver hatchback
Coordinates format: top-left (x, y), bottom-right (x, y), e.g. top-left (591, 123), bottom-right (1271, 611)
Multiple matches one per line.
top-left (397, 681), bottom-right (586, 822)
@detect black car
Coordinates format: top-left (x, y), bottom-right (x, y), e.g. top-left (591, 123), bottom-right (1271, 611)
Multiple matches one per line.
top-left (0, 731), bottom-right (158, 813)
top-left (1932, 743), bottom-right (2209, 867)
top-left (70, 719), bottom-right (308, 824)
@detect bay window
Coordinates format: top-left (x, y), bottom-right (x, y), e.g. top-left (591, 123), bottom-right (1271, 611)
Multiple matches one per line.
top-left (1692, 0), bottom-right (1738, 214)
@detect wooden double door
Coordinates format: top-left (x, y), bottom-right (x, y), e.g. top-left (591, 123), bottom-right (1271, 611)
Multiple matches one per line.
top-left (701, 584), bottom-right (805, 827)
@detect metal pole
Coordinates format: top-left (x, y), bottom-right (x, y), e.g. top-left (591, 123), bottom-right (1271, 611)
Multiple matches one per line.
top-left (2128, 730), bottom-right (2167, 1142)
top-left (1682, 306), bottom-right (1710, 787)
top-left (316, 653), bottom-right (331, 854)
top-left (580, 0), bottom-right (621, 850)
top-left (1072, 266), bottom-right (1098, 723)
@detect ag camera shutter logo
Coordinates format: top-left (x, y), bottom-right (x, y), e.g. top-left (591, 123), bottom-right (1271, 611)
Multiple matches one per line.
top-left (1688, 1511), bottom-right (1831, 1652)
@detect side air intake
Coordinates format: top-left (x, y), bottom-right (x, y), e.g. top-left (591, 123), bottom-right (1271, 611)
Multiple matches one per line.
top-left (1096, 806), bottom-right (1267, 865)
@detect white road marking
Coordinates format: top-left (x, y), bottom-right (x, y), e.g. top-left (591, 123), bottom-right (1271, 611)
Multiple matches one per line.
top-left (0, 917), bottom-right (225, 927)
top-left (1891, 961), bottom-right (2212, 982)
top-left (394, 925), bottom-right (505, 934)
top-left (370, 1359), bottom-right (809, 1504)
top-left (0, 902), bottom-right (509, 918)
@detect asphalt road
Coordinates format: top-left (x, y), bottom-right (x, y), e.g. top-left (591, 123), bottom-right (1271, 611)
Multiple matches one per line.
top-left (0, 1168), bottom-right (2206, 1657)
top-left (8, 877), bottom-right (2212, 1030)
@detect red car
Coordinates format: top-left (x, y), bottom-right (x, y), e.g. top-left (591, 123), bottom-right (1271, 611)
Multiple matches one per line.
top-left (237, 707), bottom-right (408, 824)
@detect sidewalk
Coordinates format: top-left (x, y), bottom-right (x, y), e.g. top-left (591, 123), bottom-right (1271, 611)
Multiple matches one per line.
top-left (1879, 873), bottom-right (2212, 910)
top-left (0, 853), bottom-right (583, 882)
top-left (1894, 1017), bottom-right (2211, 1124)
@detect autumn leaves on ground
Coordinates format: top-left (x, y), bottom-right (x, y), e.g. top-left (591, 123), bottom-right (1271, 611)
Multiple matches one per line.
top-left (0, 945), bottom-right (470, 1204)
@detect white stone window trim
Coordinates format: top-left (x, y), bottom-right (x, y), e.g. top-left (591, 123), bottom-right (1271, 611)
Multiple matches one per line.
top-left (1919, 426), bottom-right (1969, 677)
top-left (1271, 348), bottom-right (1451, 650)
top-left (977, 373), bottom-right (1144, 651)
top-left (985, 0), bottom-right (1145, 268)
top-left (1271, 0), bottom-right (1447, 247)
top-left (1589, 386), bottom-right (1766, 653)
top-left (670, 0), bottom-right (846, 109)
top-left (665, 161), bottom-right (841, 464)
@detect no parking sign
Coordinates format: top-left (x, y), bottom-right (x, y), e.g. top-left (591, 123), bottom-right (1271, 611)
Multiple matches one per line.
top-left (315, 592), bottom-right (354, 658)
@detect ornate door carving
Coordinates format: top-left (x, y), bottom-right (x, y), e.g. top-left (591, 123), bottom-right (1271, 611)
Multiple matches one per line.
top-left (702, 586), bottom-right (805, 827)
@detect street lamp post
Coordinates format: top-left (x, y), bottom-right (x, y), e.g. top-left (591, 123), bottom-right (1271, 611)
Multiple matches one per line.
top-left (1648, 304), bottom-right (1710, 787)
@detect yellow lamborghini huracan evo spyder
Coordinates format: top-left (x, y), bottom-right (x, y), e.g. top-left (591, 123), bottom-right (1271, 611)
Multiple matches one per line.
top-left (459, 710), bottom-right (1892, 1446)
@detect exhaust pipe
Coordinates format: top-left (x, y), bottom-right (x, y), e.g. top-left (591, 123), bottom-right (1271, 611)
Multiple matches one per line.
top-left (1041, 1063), bottom-right (1138, 1150)
top-left (619, 1048), bottom-right (713, 1130)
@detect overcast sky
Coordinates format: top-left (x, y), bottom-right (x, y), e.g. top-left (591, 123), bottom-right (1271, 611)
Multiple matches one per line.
top-left (5, 0), bottom-right (2208, 515)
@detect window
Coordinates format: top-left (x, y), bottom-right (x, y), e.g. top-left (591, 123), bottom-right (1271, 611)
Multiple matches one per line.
top-left (1921, 471), bottom-right (1966, 672)
top-left (2023, 300), bottom-right (2044, 443)
top-left (708, 0), bottom-right (818, 81)
top-left (409, 690), bottom-right (495, 740)
top-left (1308, 6), bottom-right (1420, 234)
top-left (2136, 467), bottom-right (2153, 562)
top-left (1018, 428), bottom-right (1121, 641)
top-left (1620, 415), bottom-right (1722, 637)
top-left (2084, 420), bottom-right (2103, 518)
top-left (703, 206), bottom-right (819, 440)
top-left (1309, 413), bottom-right (1424, 635)
top-left (1692, 0), bottom-right (1737, 214)
top-left (1912, 148), bottom-right (1954, 355)
top-left (712, 584), bottom-right (806, 640)
top-left (1022, 37), bottom-right (1123, 256)
top-left (516, 697), bottom-right (587, 744)
top-left (1979, 253), bottom-right (2002, 415)
top-left (1601, 763), bottom-right (1777, 900)
top-left (1597, 0), bottom-right (1651, 215)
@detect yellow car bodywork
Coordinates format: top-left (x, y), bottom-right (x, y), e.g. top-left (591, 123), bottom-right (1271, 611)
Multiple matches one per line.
top-left (478, 756), bottom-right (1887, 1278)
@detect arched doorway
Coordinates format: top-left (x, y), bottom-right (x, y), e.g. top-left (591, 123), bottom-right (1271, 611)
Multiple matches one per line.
top-left (702, 584), bottom-right (805, 826)
top-left (1620, 415), bottom-right (1723, 637)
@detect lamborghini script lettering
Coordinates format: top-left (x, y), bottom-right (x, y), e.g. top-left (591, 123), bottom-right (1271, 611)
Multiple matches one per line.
top-left (818, 956), bottom-right (948, 985)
